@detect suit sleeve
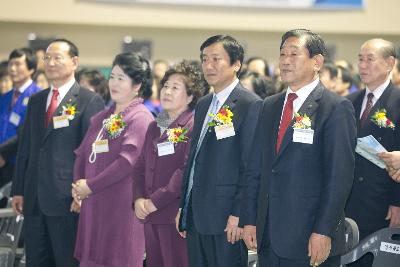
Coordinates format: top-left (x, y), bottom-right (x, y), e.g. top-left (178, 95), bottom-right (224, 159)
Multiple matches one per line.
top-left (87, 112), bottom-right (153, 194)
top-left (232, 98), bottom-right (263, 217)
top-left (11, 99), bottom-right (33, 196)
top-left (313, 99), bottom-right (357, 237)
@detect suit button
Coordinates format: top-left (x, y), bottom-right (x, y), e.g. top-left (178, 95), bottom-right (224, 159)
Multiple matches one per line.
top-left (266, 194), bottom-right (269, 199)
top-left (271, 169), bottom-right (276, 174)
top-left (358, 177), bottom-right (364, 182)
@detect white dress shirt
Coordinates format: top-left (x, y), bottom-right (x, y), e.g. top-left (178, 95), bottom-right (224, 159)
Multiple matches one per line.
top-left (46, 78), bottom-right (76, 111)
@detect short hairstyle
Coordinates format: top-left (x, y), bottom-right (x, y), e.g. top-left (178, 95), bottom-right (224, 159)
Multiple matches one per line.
top-left (160, 60), bottom-right (206, 109)
top-left (76, 68), bottom-right (109, 100)
top-left (0, 61), bottom-right (9, 79)
top-left (239, 70), bottom-right (276, 99)
top-left (321, 63), bottom-right (338, 79)
top-left (112, 52), bottom-right (153, 99)
top-left (200, 35), bottom-right (244, 68)
top-left (371, 39), bottom-right (396, 59)
top-left (280, 29), bottom-right (327, 58)
top-left (9, 47), bottom-right (37, 72)
top-left (337, 66), bottom-right (353, 88)
top-left (246, 56), bottom-right (270, 77)
top-left (48, 38), bottom-right (79, 57)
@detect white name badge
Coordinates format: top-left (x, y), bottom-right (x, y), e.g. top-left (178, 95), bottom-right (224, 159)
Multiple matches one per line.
top-left (157, 141), bottom-right (175, 157)
top-left (293, 128), bottom-right (314, 144)
top-left (94, 139), bottom-right (109, 153)
top-left (9, 112), bottom-right (21, 126)
top-left (215, 123), bottom-right (235, 140)
top-left (53, 115), bottom-right (69, 129)
top-left (22, 97), bottom-right (29, 106)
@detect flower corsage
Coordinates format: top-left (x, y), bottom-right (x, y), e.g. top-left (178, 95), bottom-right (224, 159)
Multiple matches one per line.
top-left (208, 105), bottom-right (234, 129)
top-left (293, 112), bottom-right (312, 129)
top-left (62, 103), bottom-right (78, 120)
top-left (371, 109), bottom-right (395, 129)
top-left (167, 127), bottom-right (189, 144)
top-left (103, 114), bottom-right (127, 139)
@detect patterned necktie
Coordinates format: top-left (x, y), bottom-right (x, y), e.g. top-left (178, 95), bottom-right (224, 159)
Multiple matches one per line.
top-left (11, 90), bottom-right (21, 108)
top-left (276, 93), bottom-right (298, 153)
top-left (360, 93), bottom-right (374, 127)
top-left (45, 88), bottom-right (59, 128)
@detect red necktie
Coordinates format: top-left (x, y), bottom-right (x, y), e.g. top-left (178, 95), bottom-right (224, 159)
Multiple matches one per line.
top-left (360, 93), bottom-right (374, 127)
top-left (45, 88), bottom-right (59, 127)
top-left (276, 93), bottom-right (298, 152)
top-left (11, 90), bottom-right (21, 108)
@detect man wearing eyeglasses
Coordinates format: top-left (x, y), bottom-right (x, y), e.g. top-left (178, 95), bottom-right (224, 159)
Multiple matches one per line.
top-left (11, 39), bottom-right (104, 267)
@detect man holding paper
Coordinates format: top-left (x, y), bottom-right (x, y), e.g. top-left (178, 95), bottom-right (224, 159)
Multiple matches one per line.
top-left (345, 38), bottom-right (400, 267)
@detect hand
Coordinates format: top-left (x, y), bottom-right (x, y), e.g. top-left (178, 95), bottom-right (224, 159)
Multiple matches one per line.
top-left (308, 233), bottom-right (331, 266)
top-left (379, 151), bottom-right (400, 170)
top-left (385, 205), bottom-right (400, 227)
top-left (134, 198), bottom-right (150, 220)
top-left (224, 215), bottom-right (243, 244)
top-left (11, 196), bottom-right (23, 215)
top-left (175, 209), bottom-right (186, 238)
top-left (72, 179), bottom-right (92, 200)
top-left (0, 155), bottom-right (5, 168)
top-left (243, 225), bottom-right (257, 251)
top-left (144, 199), bottom-right (158, 213)
top-left (70, 199), bottom-right (81, 213)
top-left (388, 168), bottom-right (400, 183)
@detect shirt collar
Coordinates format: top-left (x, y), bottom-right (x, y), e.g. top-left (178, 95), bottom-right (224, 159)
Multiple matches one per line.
top-left (15, 79), bottom-right (33, 94)
top-left (51, 78), bottom-right (76, 98)
top-left (366, 78), bottom-right (390, 100)
top-left (286, 78), bottom-right (319, 102)
top-left (214, 78), bottom-right (239, 106)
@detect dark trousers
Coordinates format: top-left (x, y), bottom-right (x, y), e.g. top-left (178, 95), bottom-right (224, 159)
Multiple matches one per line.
top-left (186, 213), bottom-right (248, 267)
top-left (258, 246), bottom-right (340, 267)
top-left (25, 211), bottom-right (79, 267)
top-left (145, 223), bottom-right (189, 267)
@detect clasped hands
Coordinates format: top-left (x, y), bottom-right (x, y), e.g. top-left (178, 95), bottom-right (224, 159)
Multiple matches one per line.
top-left (70, 179), bottom-right (92, 213)
top-left (134, 198), bottom-right (158, 220)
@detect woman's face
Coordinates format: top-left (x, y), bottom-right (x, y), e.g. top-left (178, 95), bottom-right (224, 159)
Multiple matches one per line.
top-left (108, 65), bottom-right (139, 105)
top-left (160, 74), bottom-right (192, 117)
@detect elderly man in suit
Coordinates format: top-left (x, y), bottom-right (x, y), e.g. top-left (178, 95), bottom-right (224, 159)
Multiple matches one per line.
top-left (176, 35), bottom-right (262, 267)
top-left (345, 38), bottom-right (400, 267)
top-left (11, 39), bottom-right (104, 267)
top-left (242, 29), bottom-right (357, 267)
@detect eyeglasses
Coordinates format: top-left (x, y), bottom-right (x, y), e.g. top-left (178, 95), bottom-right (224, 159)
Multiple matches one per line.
top-left (42, 54), bottom-right (73, 64)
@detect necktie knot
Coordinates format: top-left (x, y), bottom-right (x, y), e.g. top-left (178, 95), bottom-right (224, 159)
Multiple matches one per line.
top-left (367, 93), bottom-right (374, 101)
top-left (52, 88), bottom-right (59, 97)
top-left (287, 93), bottom-right (298, 103)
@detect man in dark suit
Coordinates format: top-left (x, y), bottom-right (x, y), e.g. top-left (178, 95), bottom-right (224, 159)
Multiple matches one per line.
top-left (176, 35), bottom-right (262, 267)
top-left (345, 38), bottom-right (400, 267)
top-left (11, 39), bottom-right (104, 267)
top-left (242, 29), bottom-right (357, 267)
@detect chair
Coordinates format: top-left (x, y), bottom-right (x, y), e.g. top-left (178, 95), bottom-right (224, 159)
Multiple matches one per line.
top-left (248, 250), bottom-right (258, 267)
top-left (340, 226), bottom-right (400, 267)
top-left (343, 217), bottom-right (359, 253)
top-left (0, 182), bottom-right (12, 208)
top-left (0, 208), bottom-right (24, 267)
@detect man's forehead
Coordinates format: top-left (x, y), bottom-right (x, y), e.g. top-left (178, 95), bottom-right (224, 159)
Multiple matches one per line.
top-left (281, 36), bottom-right (306, 50)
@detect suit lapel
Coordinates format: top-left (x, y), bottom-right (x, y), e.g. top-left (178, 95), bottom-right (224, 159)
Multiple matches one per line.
top-left (275, 83), bottom-right (323, 161)
top-left (42, 83), bottom-right (80, 142)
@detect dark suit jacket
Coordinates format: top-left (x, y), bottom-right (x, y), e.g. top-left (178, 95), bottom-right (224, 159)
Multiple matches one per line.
top-left (11, 82), bottom-right (105, 216)
top-left (345, 82), bottom-right (400, 236)
top-left (179, 83), bottom-right (262, 234)
top-left (242, 82), bottom-right (357, 259)
top-left (133, 109), bottom-right (194, 224)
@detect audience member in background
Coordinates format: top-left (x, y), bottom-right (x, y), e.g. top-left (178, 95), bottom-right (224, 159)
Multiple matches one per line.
top-left (33, 69), bottom-right (50, 90)
top-left (319, 62), bottom-right (338, 92)
top-left (11, 39), bottom-right (104, 267)
top-left (246, 56), bottom-right (271, 78)
top-left (379, 151), bottom-right (400, 182)
top-left (0, 48), bottom-right (41, 187)
top-left (147, 59), bottom-right (169, 116)
top-left (334, 65), bottom-right (353, 97)
top-left (76, 68), bottom-right (112, 106)
top-left (335, 59), bottom-right (359, 93)
top-left (345, 38), bottom-right (400, 267)
top-left (133, 60), bottom-right (204, 267)
top-left (71, 52), bottom-right (153, 267)
top-left (239, 70), bottom-right (276, 99)
top-left (0, 61), bottom-right (13, 95)
top-left (35, 48), bottom-right (46, 71)
top-left (391, 59), bottom-right (400, 87)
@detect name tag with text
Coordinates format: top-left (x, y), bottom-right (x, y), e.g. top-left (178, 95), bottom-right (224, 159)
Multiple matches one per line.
top-left (53, 115), bottom-right (69, 129)
top-left (157, 141), bottom-right (175, 156)
top-left (293, 128), bottom-right (314, 144)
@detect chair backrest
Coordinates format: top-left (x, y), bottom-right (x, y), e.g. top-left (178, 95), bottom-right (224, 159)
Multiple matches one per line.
top-left (0, 182), bottom-right (12, 208)
top-left (0, 208), bottom-right (24, 267)
top-left (343, 217), bottom-right (359, 252)
top-left (341, 226), bottom-right (400, 267)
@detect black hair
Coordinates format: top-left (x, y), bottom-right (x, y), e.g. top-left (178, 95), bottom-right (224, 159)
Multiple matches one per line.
top-left (321, 63), bottom-right (338, 79)
top-left (280, 29), bottom-right (327, 58)
top-left (246, 56), bottom-right (270, 77)
top-left (9, 47), bottom-right (37, 72)
top-left (48, 38), bottom-right (79, 57)
top-left (200, 35), bottom-right (244, 71)
top-left (239, 70), bottom-right (276, 99)
top-left (76, 68), bottom-right (110, 103)
top-left (160, 60), bottom-right (206, 109)
top-left (0, 61), bottom-right (8, 79)
top-left (337, 66), bottom-right (353, 88)
top-left (112, 52), bottom-right (153, 99)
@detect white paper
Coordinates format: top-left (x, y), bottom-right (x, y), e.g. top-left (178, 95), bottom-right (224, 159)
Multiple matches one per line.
top-left (53, 115), bottom-right (69, 129)
top-left (157, 141), bottom-right (175, 156)
top-left (355, 135), bottom-right (387, 169)
top-left (293, 128), bottom-right (314, 144)
top-left (215, 123), bottom-right (235, 140)
top-left (9, 112), bottom-right (21, 126)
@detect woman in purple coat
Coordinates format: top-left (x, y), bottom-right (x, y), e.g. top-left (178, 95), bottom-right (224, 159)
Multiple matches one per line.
top-left (133, 61), bottom-right (205, 267)
top-left (71, 52), bottom-right (154, 267)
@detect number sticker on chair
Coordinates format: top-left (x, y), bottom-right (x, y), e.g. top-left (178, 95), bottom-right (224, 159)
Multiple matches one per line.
top-left (380, 242), bottom-right (400, 254)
